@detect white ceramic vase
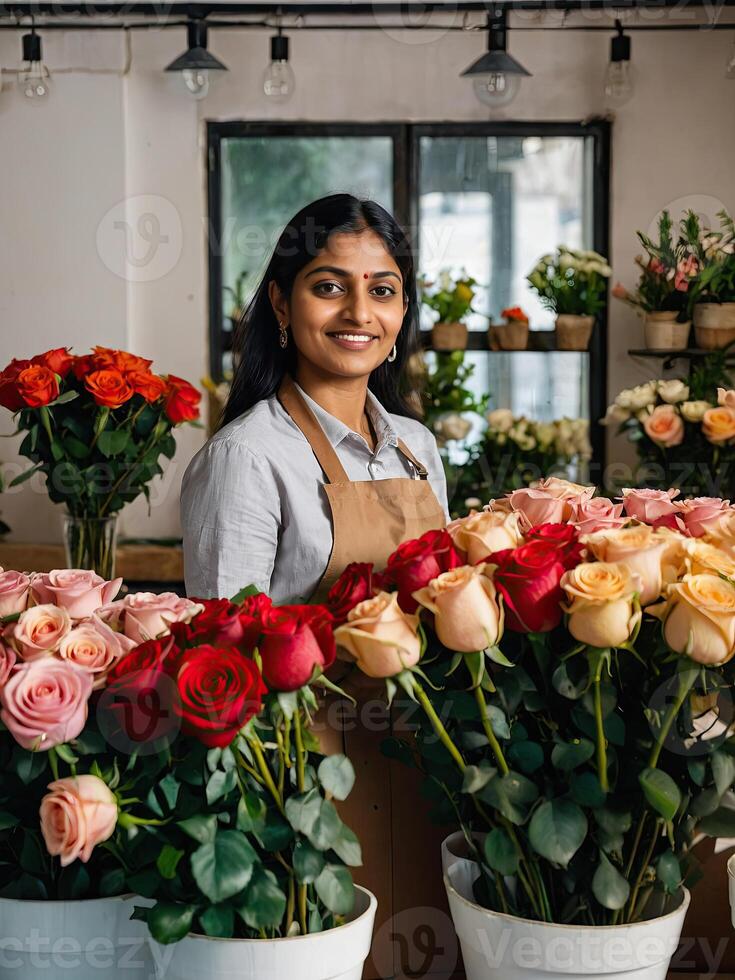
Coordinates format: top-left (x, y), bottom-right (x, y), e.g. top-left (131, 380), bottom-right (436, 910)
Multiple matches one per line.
top-left (149, 885), bottom-right (377, 980)
top-left (0, 893), bottom-right (154, 979)
top-left (442, 833), bottom-right (690, 980)
top-left (728, 852), bottom-right (735, 928)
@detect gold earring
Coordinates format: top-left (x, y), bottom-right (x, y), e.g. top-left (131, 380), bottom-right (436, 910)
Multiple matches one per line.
top-left (278, 321), bottom-right (288, 349)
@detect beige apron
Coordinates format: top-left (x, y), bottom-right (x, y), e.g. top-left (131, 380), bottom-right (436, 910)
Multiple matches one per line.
top-left (277, 375), bottom-right (456, 979)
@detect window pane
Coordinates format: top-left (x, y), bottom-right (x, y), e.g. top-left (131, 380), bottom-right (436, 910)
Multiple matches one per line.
top-left (220, 135), bottom-right (394, 374)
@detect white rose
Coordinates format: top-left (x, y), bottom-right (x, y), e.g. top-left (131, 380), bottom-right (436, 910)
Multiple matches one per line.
top-left (602, 404), bottom-right (630, 426)
top-left (658, 380), bottom-right (689, 404)
top-left (435, 413), bottom-right (472, 442)
top-left (680, 400), bottom-right (712, 423)
top-left (628, 382), bottom-right (659, 411)
top-left (487, 408), bottom-right (514, 433)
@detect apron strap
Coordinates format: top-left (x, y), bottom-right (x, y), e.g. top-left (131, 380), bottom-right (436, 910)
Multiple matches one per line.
top-left (277, 374), bottom-right (431, 483)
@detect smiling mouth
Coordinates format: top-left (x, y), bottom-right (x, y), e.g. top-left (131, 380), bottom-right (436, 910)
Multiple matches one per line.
top-left (326, 332), bottom-right (379, 344)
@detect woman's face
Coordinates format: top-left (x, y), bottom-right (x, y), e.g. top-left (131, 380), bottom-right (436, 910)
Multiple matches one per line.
top-left (272, 229), bottom-right (408, 380)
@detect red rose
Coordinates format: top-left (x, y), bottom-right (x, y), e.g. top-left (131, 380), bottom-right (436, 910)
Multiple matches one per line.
top-left (0, 359), bottom-right (33, 411)
top-left (327, 563), bottom-right (376, 625)
top-left (238, 592), bottom-right (274, 648)
top-left (381, 528), bottom-right (465, 613)
top-left (171, 597), bottom-right (249, 648)
top-left (526, 523), bottom-right (583, 567)
top-left (32, 347), bottom-right (74, 378)
top-left (17, 366), bottom-right (59, 408)
top-left (101, 635), bottom-right (179, 745)
top-left (127, 370), bottom-right (167, 403)
top-left (71, 355), bottom-right (95, 381)
top-left (164, 375), bottom-right (201, 424)
top-left (259, 604), bottom-right (335, 692)
top-left (175, 644), bottom-right (266, 748)
top-left (85, 369), bottom-right (134, 409)
top-left (490, 539), bottom-right (569, 633)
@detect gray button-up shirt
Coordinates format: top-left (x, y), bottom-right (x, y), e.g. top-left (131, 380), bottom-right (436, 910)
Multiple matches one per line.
top-left (180, 379), bottom-right (450, 604)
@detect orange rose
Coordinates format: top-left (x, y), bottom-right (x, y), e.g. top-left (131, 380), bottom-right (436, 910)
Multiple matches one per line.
top-left (642, 405), bottom-right (684, 448)
top-left (84, 369), bottom-right (134, 409)
top-left (128, 370), bottom-right (167, 403)
top-left (32, 347), bottom-right (74, 377)
top-left (702, 406), bottom-right (735, 445)
top-left (164, 375), bottom-right (201, 424)
top-left (91, 346), bottom-right (153, 373)
top-left (16, 365), bottom-right (59, 408)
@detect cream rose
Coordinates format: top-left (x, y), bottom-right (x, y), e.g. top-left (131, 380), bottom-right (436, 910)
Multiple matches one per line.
top-left (680, 400), bottom-right (712, 423)
top-left (447, 510), bottom-right (524, 563)
top-left (702, 510), bottom-right (735, 557)
top-left (40, 775), bottom-right (118, 866)
top-left (717, 387), bottom-right (735, 409)
top-left (10, 604), bottom-right (72, 661)
top-left (702, 406), bottom-right (735, 445)
top-left (581, 525), bottom-right (669, 606)
top-left (642, 405), bottom-right (684, 448)
top-left (685, 540), bottom-right (735, 580)
top-left (333, 591), bottom-right (421, 678)
top-left (487, 408), bottom-right (514, 433)
top-left (657, 379), bottom-right (689, 404)
top-left (412, 564), bottom-right (503, 653)
top-left (658, 574), bottom-right (735, 665)
top-left (561, 562), bottom-right (639, 648)
top-left (58, 617), bottom-right (136, 688)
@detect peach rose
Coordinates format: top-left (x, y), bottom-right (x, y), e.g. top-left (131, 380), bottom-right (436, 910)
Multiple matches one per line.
top-left (0, 642), bottom-right (17, 688)
top-left (569, 496), bottom-right (627, 534)
top-left (561, 562), bottom-right (639, 648)
top-left (703, 406), bottom-right (735, 445)
top-left (447, 510), bottom-right (524, 563)
top-left (40, 775), bottom-right (118, 866)
top-left (674, 497), bottom-right (731, 537)
top-left (702, 510), bottom-right (735, 557)
top-left (656, 574), bottom-right (735, 665)
top-left (508, 487), bottom-right (566, 526)
top-left (0, 569), bottom-right (31, 618)
top-left (334, 591), bottom-right (421, 678)
top-left (10, 604), bottom-right (72, 661)
top-left (717, 387), bottom-right (735, 409)
top-left (581, 525), bottom-right (669, 606)
top-left (685, 540), bottom-right (735, 580)
top-left (620, 488), bottom-right (680, 524)
top-left (642, 405), bottom-right (684, 448)
top-left (58, 617), bottom-right (136, 688)
top-left (30, 569), bottom-right (123, 620)
top-left (484, 497), bottom-right (515, 515)
top-left (532, 477), bottom-right (596, 501)
top-left (0, 659), bottom-right (93, 750)
top-left (413, 564), bottom-right (504, 652)
top-left (96, 592), bottom-right (204, 644)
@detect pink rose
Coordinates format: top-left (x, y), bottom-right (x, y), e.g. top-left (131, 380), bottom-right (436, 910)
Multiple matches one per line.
top-left (10, 604), bottom-right (72, 661)
top-left (508, 488), bottom-right (566, 526)
top-left (30, 569), bottom-right (123, 620)
top-left (642, 405), bottom-right (684, 448)
top-left (0, 659), bottom-right (93, 750)
top-left (40, 775), bottom-right (117, 867)
top-left (621, 488), bottom-right (680, 524)
top-left (569, 496), bottom-right (627, 534)
top-left (0, 569), bottom-right (31, 618)
top-left (0, 642), bottom-right (17, 688)
top-left (674, 497), bottom-right (731, 538)
top-left (717, 388), bottom-right (735, 409)
top-left (59, 617), bottom-right (136, 689)
top-left (97, 592), bottom-right (203, 645)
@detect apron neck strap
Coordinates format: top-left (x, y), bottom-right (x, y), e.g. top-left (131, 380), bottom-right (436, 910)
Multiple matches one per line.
top-left (276, 374), bottom-right (431, 482)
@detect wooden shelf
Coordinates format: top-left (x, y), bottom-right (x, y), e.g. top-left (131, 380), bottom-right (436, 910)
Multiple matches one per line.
top-left (420, 330), bottom-right (589, 353)
top-left (628, 348), bottom-right (735, 359)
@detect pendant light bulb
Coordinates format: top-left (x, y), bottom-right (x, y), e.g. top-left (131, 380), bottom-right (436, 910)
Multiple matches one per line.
top-left (604, 20), bottom-right (635, 107)
top-left (461, 8), bottom-right (530, 109)
top-left (263, 26), bottom-right (295, 102)
top-left (19, 29), bottom-right (52, 104)
top-left (165, 19), bottom-right (228, 100)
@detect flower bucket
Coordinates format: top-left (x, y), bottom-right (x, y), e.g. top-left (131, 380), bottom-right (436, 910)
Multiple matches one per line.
top-left (643, 312), bottom-right (690, 351)
top-left (555, 315), bottom-right (595, 351)
top-left (497, 320), bottom-right (529, 350)
top-left (728, 852), bottom-right (735, 928)
top-left (0, 894), bottom-right (154, 979)
top-left (150, 885), bottom-right (377, 980)
top-left (693, 302), bottom-right (735, 349)
top-left (431, 321), bottom-right (468, 351)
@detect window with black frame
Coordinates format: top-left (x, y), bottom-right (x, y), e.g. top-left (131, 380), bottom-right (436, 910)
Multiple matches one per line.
top-left (207, 120), bottom-right (609, 476)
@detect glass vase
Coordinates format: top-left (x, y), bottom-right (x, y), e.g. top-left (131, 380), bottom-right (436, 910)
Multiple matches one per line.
top-left (62, 514), bottom-right (119, 580)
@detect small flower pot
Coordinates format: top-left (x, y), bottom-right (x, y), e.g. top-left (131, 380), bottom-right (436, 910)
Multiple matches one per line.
top-left (555, 314), bottom-right (595, 351)
top-left (431, 321), bottom-right (468, 351)
top-left (496, 319), bottom-right (529, 350)
top-left (693, 302), bottom-right (735, 349)
top-left (643, 312), bottom-right (691, 351)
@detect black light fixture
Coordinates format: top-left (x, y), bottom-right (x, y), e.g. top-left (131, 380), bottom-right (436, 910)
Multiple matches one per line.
top-left (19, 24), bottom-right (52, 104)
top-left (461, 7), bottom-right (531, 109)
top-left (263, 22), bottom-right (296, 103)
top-left (165, 19), bottom-right (228, 100)
top-left (604, 19), bottom-right (635, 107)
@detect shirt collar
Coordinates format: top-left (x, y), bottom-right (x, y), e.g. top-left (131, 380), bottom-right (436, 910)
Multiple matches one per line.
top-left (291, 379), bottom-right (398, 451)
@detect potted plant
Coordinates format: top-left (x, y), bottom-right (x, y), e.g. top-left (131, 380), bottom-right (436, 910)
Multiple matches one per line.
top-left (0, 347), bottom-right (201, 578)
top-left (420, 270), bottom-right (478, 351)
top-left (527, 247), bottom-right (611, 350)
top-left (328, 475), bottom-right (735, 980)
top-left (492, 307), bottom-right (530, 351)
top-left (680, 209), bottom-right (735, 349)
top-left (612, 211), bottom-right (693, 351)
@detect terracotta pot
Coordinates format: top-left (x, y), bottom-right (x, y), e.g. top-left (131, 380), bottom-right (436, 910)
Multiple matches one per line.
top-left (495, 319), bottom-right (529, 350)
top-left (643, 312), bottom-right (691, 351)
top-left (693, 302), bottom-right (735, 349)
top-left (555, 314), bottom-right (595, 351)
top-left (431, 321), bottom-right (468, 351)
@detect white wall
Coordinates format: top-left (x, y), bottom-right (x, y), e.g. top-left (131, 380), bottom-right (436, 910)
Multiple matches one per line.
top-left (1, 12), bottom-right (734, 543)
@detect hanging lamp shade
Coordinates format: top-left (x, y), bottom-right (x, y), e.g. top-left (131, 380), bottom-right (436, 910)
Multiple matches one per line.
top-left (165, 20), bottom-right (228, 73)
top-left (460, 9), bottom-right (532, 78)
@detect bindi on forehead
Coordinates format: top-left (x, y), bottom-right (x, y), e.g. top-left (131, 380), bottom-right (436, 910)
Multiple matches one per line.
top-left (363, 272), bottom-right (369, 279)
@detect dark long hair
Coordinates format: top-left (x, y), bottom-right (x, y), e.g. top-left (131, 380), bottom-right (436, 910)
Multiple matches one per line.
top-left (217, 193), bottom-right (422, 430)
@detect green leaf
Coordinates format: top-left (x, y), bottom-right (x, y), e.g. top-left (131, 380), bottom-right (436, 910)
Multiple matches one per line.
top-left (485, 645), bottom-right (514, 668)
top-left (191, 830), bottom-right (257, 904)
top-left (237, 867), bottom-right (287, 930)
top-left (157, 845), bottom-right (185, 880)
top-left (285, 789), bottom-right (341, 851)
top-left (315, 865), bottom-right (355, 916)
top-left (480, 771), bottom-right (539, 825)
top-left (699, 806), bottom-right (735, 837)
top-left (331, 824), bottom-right (362, 867)
top-left (147, 902), bottom-right (196, 945)
top-left (293, 840), bottom-right (326, 884)
top-left (58, 862), bottom-right (91, 900)
top-left (178, 814), bottom-right (218, 845)
top-left (199, 905), bottom-right (235, 938)
top-left (551, 738), bottom-right (595, 772)
top-left (229, 584), bottom-right (262, 604)
top-left (656, 851), bottom-right (682, 894)
top-left (483, 827), bottom-right (519, 876)
top-left (462, 762), bottom-right (496, 795)
top-left (712, 751), bottom-right (735, 796)
top-left (529, 800), bottom-right (588, 868)
top-left (571, 771), bottom-right (606, 808)
top-left (0, 811), bottom-right (20, 831)
top-left (639, 768), bottom-right (681, 822)
top-left (256, 811), bottom-right (293, 852)
top-left (9, 463), bottom-right (43, 487)
top-left (99, 868), bottom-right (126, 897)
top-left (506, 740), bottom-right (544, 775)
top-left (552, 660), bottom-right (587, 700)
top-left (206, 768), bottom-right (238, 805)
top-left (97, 429), bottom-right (130, 458)
top-left (592, 851), bottom-right (630, 910)
top-left (236, 792), bottom-right (267, 834)
top-left (317, 755), bottom-right (355, 802)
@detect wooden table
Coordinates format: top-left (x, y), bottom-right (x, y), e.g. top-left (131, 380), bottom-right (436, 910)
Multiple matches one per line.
top-left (0, 540), bottom-right (184, 584)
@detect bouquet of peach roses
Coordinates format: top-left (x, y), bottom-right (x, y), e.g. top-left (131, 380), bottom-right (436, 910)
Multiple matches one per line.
top-left (326, 478), bottom-right (735, 926)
